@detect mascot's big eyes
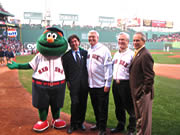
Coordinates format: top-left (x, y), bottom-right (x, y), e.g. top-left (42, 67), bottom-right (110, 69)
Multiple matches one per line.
top-left (46, 33), bottom-right (58, 39)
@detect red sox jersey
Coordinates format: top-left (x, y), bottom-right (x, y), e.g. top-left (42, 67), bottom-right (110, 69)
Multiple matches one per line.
top-left (87, 43), bottom-right (113, 88)
top-left (113, 48), bottom-right (134, 80)
top-left (29, 53), bottom-right (65, 82)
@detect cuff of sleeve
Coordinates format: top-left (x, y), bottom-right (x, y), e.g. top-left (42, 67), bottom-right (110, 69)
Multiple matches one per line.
top-left (143, 85), bottom-right (151, 94)
top-left (105, 81), bottom-right (111, 88)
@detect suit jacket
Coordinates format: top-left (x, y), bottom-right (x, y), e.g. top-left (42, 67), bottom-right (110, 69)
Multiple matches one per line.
top-left (129, 47), bottom-right (155, 100)
top-left (62, 48), bottom-right (88, 89)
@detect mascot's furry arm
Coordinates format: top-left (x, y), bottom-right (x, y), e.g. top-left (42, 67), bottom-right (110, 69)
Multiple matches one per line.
top-left (7, 61), bottom-right (32, 69)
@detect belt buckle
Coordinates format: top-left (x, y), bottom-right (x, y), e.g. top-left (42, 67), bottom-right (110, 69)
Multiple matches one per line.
top-left (50, 82), bottom-right (53, 87)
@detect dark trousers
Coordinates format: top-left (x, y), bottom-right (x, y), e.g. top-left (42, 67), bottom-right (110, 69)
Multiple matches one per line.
top-left (112, 80), bottom-right (136, 132)
top-left (32, 82), bottom-right (66, 109)
top-left (70, 84), bottom-right (88, 127)
top-left (89, 87), bottom-right (109, 131)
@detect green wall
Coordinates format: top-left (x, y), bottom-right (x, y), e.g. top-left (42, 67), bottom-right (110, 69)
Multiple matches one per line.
top-left (20, 25), bottom-right (134, 44)
top-left (20, 25), bottom-right (179, 50)
top-left (145, 42), bottom-right (164, 49)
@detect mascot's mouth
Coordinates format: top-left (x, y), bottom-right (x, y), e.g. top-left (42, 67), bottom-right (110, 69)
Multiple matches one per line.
top-left (40, 43), bottom-right (61, 48)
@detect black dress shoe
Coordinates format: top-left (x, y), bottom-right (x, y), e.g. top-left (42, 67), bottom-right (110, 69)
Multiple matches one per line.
top-left (90, 125), bottom-right (98, 131)
top-left (78, 124), bottom-right (86, 131)
top-left (67, 126), bottom-right (77, 134)
top-left (110, 127), bottom-right (124, 133)
top-left (126, 131), bottom-right (134, 135)
top-left (98, 130), bottom-right (106, 135)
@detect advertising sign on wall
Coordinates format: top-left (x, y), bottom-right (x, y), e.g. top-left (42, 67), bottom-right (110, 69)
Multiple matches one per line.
top-left (7, 29), bottom-right (17, 38)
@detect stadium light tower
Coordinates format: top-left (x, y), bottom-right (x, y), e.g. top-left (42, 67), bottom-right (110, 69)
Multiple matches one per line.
top-left (98, 16), bottom-right (115, 27)
top-left (59, 14), bottom-right (78, 27)
top-left (43, 0), bottom-right (51, 26)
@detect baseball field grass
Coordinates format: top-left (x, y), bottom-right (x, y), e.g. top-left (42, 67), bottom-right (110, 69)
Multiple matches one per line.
top-left (16, 51), bottom-right (180, 135)
top-left (152, 53), bottom-right (180, 64)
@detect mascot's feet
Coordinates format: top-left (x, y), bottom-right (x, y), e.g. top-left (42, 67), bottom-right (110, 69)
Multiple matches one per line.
top-left (33, 120), bottom-right (49, 132)
top-left (52, 118), bottom-right (66, 129)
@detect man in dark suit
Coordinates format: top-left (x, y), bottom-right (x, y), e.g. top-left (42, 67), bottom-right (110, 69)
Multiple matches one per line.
top-left (62, 34), bottom-right (89, 134)
top-left (129, 32), bottom-right (155, 135)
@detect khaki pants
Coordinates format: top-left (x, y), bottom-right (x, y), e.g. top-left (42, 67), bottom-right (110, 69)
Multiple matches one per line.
top-left (133, 93), bottom-right (152, 135)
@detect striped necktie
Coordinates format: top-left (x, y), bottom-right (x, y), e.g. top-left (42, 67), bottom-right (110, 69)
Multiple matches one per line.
top-left (75, 51), bottom-right (81, 64)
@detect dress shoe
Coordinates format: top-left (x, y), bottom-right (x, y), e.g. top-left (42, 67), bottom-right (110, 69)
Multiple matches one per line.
top-left (90, 125), bottom-right (98, 131)
top-left (126, 131), bottom-right (134, 135)
top-left (67, 126), bottom-right (77, 134)
top-left (78, 124), bottom-right (86, 131)
top-left (98, 130), bottom-right (106, 135)
top-left (110, 127), bottom-right (124, 133)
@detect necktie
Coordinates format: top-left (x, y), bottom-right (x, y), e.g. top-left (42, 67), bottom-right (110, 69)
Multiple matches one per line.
top-left (75, 51), bottom-right (81, 64)
top-left (133, 50), bottom-right (138, 59)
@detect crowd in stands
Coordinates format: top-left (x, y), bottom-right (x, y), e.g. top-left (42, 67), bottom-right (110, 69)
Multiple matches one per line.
top-left (0, 15), bottom-right (8, 24)
top-left (0, 37), bottom-right (23, 55)
top-left (147, 33), bottom-right (180, 42)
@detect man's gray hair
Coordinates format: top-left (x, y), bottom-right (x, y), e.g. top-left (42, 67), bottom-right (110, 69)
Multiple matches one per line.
top-left (117, 32), bottom-right (130, 41)
top-left (88, 30), bottom-right (99, 37)
top-left (135, 32), bottom-right (146, 42)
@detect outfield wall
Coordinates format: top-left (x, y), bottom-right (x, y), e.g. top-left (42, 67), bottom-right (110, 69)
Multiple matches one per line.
top-left (145, 42), bottom-right (164, 49)
top-left (20, 25), bottom-right (178, 51)
top-left (23, 41), bottom-right (166, 51)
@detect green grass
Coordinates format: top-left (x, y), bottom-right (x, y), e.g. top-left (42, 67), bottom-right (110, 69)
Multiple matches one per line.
top-left (150, 49), bottom-right (180, 52)
top-left (152, 54), bottom-right (180, 64)
top-left (15, 54), bottom-right (180, 135)
top-left (149, 49), bottom-right (180, 64)
top-left (16, 55), bottom-right (35, 93)
top-left (152, 76), bottom-right (180, 135)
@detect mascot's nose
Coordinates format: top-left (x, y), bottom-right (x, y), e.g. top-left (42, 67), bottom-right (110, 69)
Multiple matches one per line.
top-left (47, 37), bottom-right (54, 43)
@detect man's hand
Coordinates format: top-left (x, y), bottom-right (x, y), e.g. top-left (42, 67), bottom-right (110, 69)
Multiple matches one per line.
top-left (104, 87), bottom-right (110, 92)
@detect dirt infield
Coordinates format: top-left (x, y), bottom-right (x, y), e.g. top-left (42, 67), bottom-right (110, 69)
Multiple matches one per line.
top-left (154, 64), bottom-right (180, 79)
top-left (0, 62), bottom-right (179, 135)
top-left (168, 55), bottom-right (180, 58)
top-left (0, 66), bottom-right (122, 135)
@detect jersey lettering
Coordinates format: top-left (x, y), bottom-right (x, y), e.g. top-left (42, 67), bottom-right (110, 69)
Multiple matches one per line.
top-left (92, 54), bottom-right (103, 63)
top-left (55, 67), bottom-right (64, 74)
top-left (38, 66), bottom-right (48, 74)
top-left (119, 60), bottom-right (128, 67)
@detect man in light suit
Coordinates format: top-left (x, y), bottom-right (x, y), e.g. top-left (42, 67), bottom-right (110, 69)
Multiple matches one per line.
top-left (62, 34), bottom-right (89, 134)
top-left (129, 32), bottom-right (155, 135)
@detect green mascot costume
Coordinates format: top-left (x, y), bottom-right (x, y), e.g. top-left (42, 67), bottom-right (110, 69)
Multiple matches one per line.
top-left (7, 27), bottom-right (68, 132)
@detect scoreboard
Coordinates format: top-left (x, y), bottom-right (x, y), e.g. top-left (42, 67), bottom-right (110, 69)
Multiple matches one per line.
top-left (143, 19), bottom-right (173, 28)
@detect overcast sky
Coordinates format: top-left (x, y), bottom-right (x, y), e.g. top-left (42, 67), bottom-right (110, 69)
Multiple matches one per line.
top-left (1, 0), bottom-right (180, 29)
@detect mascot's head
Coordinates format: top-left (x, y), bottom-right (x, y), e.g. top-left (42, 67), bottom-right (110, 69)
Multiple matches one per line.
top-left (37, 27), bottom-right (68, 56)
